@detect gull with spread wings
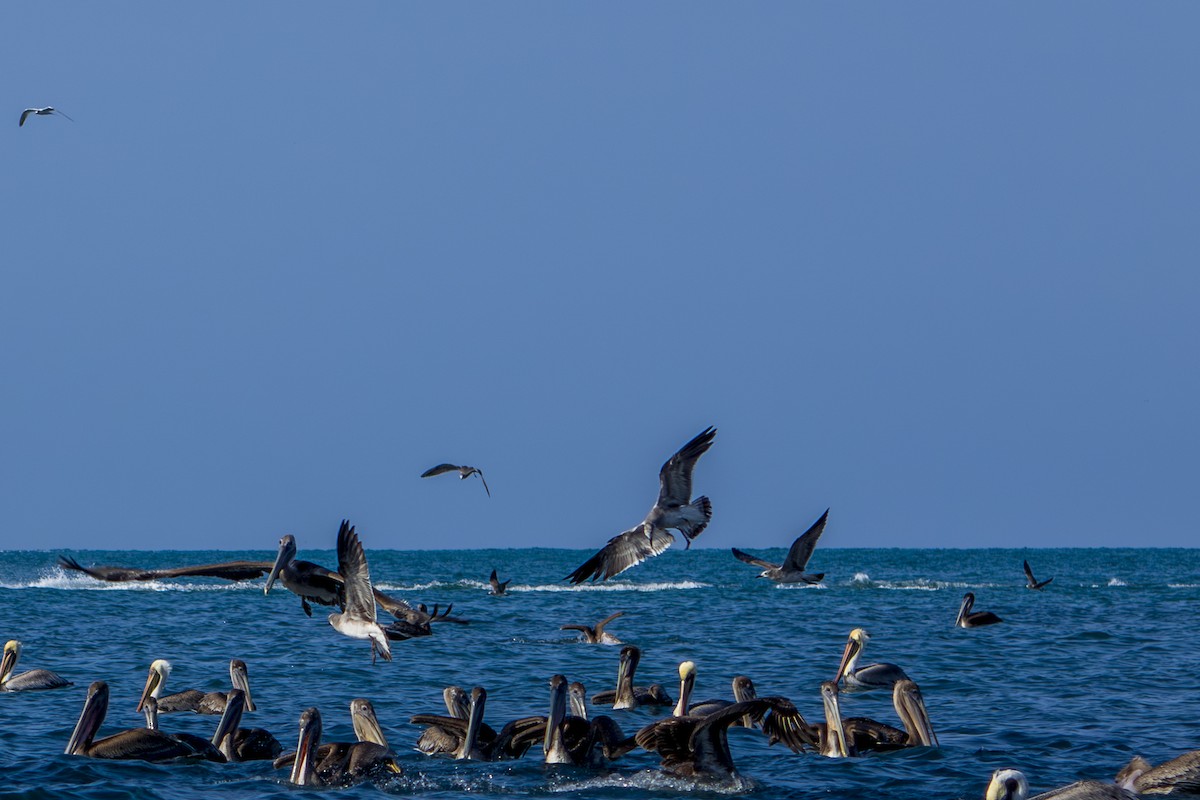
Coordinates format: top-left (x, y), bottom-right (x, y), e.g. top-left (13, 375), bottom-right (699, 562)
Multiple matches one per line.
top-left (421, 463), bottom-right (490, 497)
top-left (566, 427), bottom-right (716, 584)
top-left (731, 509), bottom-right (830, 584)
top-left (328, 521), bottom-right (391, 663)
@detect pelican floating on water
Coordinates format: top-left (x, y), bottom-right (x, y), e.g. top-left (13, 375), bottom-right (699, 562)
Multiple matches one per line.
top-left (328, 520), bottom-right (391, 662)
top-left (66, 681), bottom-right (220, 762)
top-left (819, 678), bottom-right (937, 755)
top-left (671, 662), bottom-right (762, 724)
top-left (488, 569), bottom-right (510, 595)
top-left (1, 640), bottom-right (71, 691)
top-left (731, 508), bottom-right (830, 584)
top-left (278, 707), bottom-right (400, 786)
top-left (421, 463), bottom-right (490, 496)
top-left (835, 628), bottom-right (910, 690)
top-left (208, 689), bottom-right (282, 762)
top-left (409, 686), bottom-right (543, 761)
top-left (19, 107), bottom-right (73, 126)
top-left (1116, 751), bottom-right (1200, 795)
top-left (1024, 560), bottom-right (1054, 590)
top-left (985, 768), bottom-right (1137, 800)
top-left (592, 645), bottom-right (672, 710)
top-left (566, 427), bottom-right (716, 583)
top-left (956, 592), bottom-right (1003, 628)
top-left (561, 611), bottom-right (625, 644)
top-left (136, 658), bottom-right (255, 714)
top-left (415, 686), bottom-right (470, 756)
top-left (543, 674), bottom-right (636, 765)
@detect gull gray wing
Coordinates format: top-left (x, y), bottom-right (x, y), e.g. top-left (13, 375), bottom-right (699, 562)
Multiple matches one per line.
top-left (566, 526), bottom-right (675, 584)
top-left (477, 470), bottom-right (491, 497)
top-left (731, 548), bottom-right (778, 570)
top-left (781, 509), bottom-right (829, 572)
top-left (336, 521), bottom-right (377, 622)
top-left (421, 464), bottom-right (461, 477)
top-left (656, 427), bottom-right (716, 507)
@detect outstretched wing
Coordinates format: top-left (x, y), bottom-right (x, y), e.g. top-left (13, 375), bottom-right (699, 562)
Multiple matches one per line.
top-left (336, 520), bottom-right (377, 622)
top-left (1023, 560), bottom-right (1037, 585)
top-left (781, 509), bottom-right (830, 572)
top-left (476, 470), bottom-right (491, 497)
top-left (421, 463), bottom-right (461, 477)
top-left (566, 527), bottom-right (675, 584)
top-left (592, 610), bottom-right (625, 637)
top-left (731, 548), bottom-right (778, 570)
top-left (657, 427), bottom-right (716, 507)
top-left (58, 555), bottom-right (274, 582)
top-left (19, 109), bottom-right (34, 127)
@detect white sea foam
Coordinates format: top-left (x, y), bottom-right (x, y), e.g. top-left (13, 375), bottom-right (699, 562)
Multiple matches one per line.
top-left (1168, 583), bottom-right (1200, 588)
top-left (851, 572), bottom-right (872, 584)
top-left (0, 568), bottom-right (253, 592)
top-left (775, 581), bottom-right (825, 589)
top-left (1107, 577), bottom-right (1127, 587)
top-left (547, 769), bottom-right (754, 794)
top-left (513, 581), bottom-right (711, 593)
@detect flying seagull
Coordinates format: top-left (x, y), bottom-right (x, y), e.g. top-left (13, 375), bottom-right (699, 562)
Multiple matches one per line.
top-left (566, 426), bottom-right (716, 584)
top-left (1023, 560), bottom-right (1053, 590)
top-left (328, 520), bottom-right (391, 663)
top-left (421, 464), bottom-right (490, 496)
top-left (20, 107), bottom-right (73, 127)
top-left (731, 508), bottom-right (830, 584)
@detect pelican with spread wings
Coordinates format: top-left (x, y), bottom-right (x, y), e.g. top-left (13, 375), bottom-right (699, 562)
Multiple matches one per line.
top-left (566, 427), bottom-right (716, 584)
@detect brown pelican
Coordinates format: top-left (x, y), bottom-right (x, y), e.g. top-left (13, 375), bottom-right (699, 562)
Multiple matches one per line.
top-left (139, 696), bottom-right (228, 761)
top-left (19, 107), bottom-right (73, 126)
top-left (569, 682), bottom-right (590, 718)
top-left (544, 674), bottom-right (637, 766)
top-left (1116, 751), bottom-right (1200, 795)
top-left (956, 592), bottom-right (1003, 628)
top-left (421, 463), bottom-right (490, 496)
top-left (1024, 560), bottom-right (1054, 590)
top-left (415, 686), bottom-right (470, 756)
top-left (409, 686), bottom-right (543, 761)
top-left (278, 707), bottom-right (400, 786)
top-left (66, 681), bottom-right (221, 762)
top-left (634, 697), bottom-right (803, 779)
top-left (263, 534), bottom-right (344, 616)
top-left (835, 628), bottom-right (910, 690)
top-left (208, 689), bottom-right (282, 762)
top-left (671, 663), bottom-right (764, 724)
top-left (592, 645), bottom-right (672, 710)
top-left (1, 640), bottom-right (71, 691)
top-left (561, 611), bottom-right (625, 644)
top-left (566, 427), bottom-right (716, 584)
top-left (328, 520), bottom-right (391, 662)
top-left (819, 679), bottom-right (937, 755)
top-left (59, 554), bottom-right (274, 583)
top-left (985, 768), bottom-right (1138, 800)
top-left (136, 658), bottom-right (255, 714)
top-left (731, 508), bottom-right (830, 584)
top-left (276, 697), bottom-right (389, 772)
top-left (489, 569), bottom-right (510, 595)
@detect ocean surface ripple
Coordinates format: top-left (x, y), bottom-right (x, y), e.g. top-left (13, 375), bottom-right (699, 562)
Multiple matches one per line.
top-left (2, 547), bottom-right (1198, 799)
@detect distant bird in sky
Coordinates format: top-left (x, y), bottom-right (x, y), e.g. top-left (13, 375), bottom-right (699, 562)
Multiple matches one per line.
top-left (19, 107), bottom-right (73, 127)
top-left (732, 508), bottom-right (830, 584)
top-left (1023, 560), bottom-right (1053, 590)
top-left (566, 426), bottom-right (716, 583)
top-left (421, 463), bottom-right (490, 497)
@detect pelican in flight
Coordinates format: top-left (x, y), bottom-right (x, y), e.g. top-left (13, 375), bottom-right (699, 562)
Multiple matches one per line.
top-left (835, 628), bottom-right (910, 690)
top-left (1116, 751), bottom-right (1200, 795)
top-left (263, 534), bottom-right (344, 616)
top-left (19, 107), bottom-right (73, 126)
top-left (1024, 560), bottom-right (1054, 590)
top-left (956, 592), bottom-right (1003, 628)
top-left (1, 640), bottom-right (71, 691)
top-left (328, 520), bottom-right (391, 663)
top-left (66, 681), bottom-right (220, 762)
top-left (985, 768), bottom-right (1137, 800)
top-left (421, 463), bottom-right (490, 496)
top-left (136, 658), bottom-right (255, 714)
top-left (59, 554), bottom-right (274, 583)
top-left (409, 686), bottom-right (544, 761)
top-left (488, 569), bottom-right (510, 595)
top-left (566, 426), bottom-right (716, 584)
top-left (592, 645), bottom-right (672, 710)
top-left (278, 707), bottom-right (400, 786)
top-left (732, 508), bottom-right (830, 584)
top-left (561, 611), bottom-right (625, 644)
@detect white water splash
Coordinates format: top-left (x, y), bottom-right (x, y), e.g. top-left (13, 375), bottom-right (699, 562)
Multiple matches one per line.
top-left (775, 581), bottom-right (825, 589)
top-left (0, 568), bottom-right (251, 592)
top-left (547, 769), bottom-right (755, 794)
top-left (513, 580), bottom-right (711, 593)
top-left (851, 572), bottom-right (872, 585)
top-left (1107, 577), bottom-right (1127, 587)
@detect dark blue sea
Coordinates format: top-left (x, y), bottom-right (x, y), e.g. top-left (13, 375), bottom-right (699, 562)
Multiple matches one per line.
top-left (2, 547), bottom-right (1199, 799)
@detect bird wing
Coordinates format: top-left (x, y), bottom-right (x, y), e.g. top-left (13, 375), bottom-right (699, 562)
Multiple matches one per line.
top-left (52, 108), bottom-right (73, 121)
top-left (336, 521), bottom-right (376, 621)
top-left (489, 569), bottom-right (500, 591)
top-left (656, 427), bottom-right (716, 507)
top-left (565, 526), bottom-right (675, 584)
top-left (58, 555), bottom-right (156, 582)
top-left (150, 561), bottom-right (276, 581)
top-left (1023, 560), bottom-right (1037, 584)
top-left (731, 548), bottom-right (778, 570)
top-left (19, 109), bottom-right (33, 127)
top-left (781, 509), bottom-right (830, 572)
top-left (592, 611), bottom-right (625, 637)
top-left (421, 464), bottom-right (461, 478)
top-left (476, 471), bottom-right (491, 497)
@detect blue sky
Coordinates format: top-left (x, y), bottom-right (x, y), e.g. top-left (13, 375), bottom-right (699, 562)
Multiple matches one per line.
top-left (3, 4), bottom-right (1197, 551)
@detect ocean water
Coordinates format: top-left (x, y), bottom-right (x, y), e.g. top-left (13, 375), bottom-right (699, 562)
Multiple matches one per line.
top-left (2, 547), bottom-right (1199, 799)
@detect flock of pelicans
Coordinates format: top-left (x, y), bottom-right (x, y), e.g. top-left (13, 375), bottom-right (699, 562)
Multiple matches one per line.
top-left (3, 426), bottom-right (1198, 797)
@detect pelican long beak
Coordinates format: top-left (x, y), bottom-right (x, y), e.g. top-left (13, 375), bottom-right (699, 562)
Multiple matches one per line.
top-left (0, 642), bottom-right (17, 685)
top-left (67, 681), bottom-right (110, 755)
top-left (264, 537), bottom-right (293, 596)
top-left (136, 665), bottom-right (163, 713)
top-left (229, 660), bottom-right (254, 713)
top-left (461, 687), bottom-right (487, 760)
top-left (674, 662), bottom-right (696, 717)
top-left (732, 675), bottom-right (757, 727)
top-left (821, 681), bottom-right (850, 758)
top-left (211, 689), bottom-right (246, 760)
top-left (568, 682), bottom-right (589, 720)
top-left (444, 686), bottom-right (469, 719)
top-left (544, 675), bottom-right (568, 762)
top-left (290, 708), bottom-right (322, 786)
top-left (350, 699), bottom-right (388, 747)
top-left (894, 680), bottom-right (938, 747)
top-left (834, 636), bottom-right (860, 684)
top-left (955, 594), bottom-right (971, 628)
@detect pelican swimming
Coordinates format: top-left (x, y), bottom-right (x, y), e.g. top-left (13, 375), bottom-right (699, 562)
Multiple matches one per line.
top-left (19, 107), bottom-right (73, 126)
top-left (208, 689), bottom-right (282, 762)
top-left (671, 663), bottom-right (762, 724)
top-left (1, 640), bottom-right (71, 691)
top-left (592, 645), bottom-right (672, 710)
top-left (731, 508), bottom-right (830, 583)
top-left (835, 628), bottom-right (910, 690)
top-left (956, 592), bottom-right (1003, 628)
top-left (1024, 560), bottom-right (1054, 590)
top-left (543, 674), bottom-right (636, 766)
top-left (263, 534), bottom-right (344, 616)
top-left (569, 682), bottom-right (590, 718)
top-left (275, 697), bottom-right (389, 772)
top-left (1116, 751), bottom-right (1200, 795)
top-left (277, 707), bottom-right (400, 787)
top-left (59, 555), bottom-right (275, 583)
top-left (985, 768), bottom-right (1137, 799)
top-left (136, 658), bottom-right (255, 714)
top-left (634, 696), bottom-right (804, 779)
top-left (820, 678), bottom-right (937, 755)
top-left (409, 686), bottom-right (543, 761)
top-left (328, 520), bottom-right (391, 663)
top-left (415, 686), bottom-right (470, 756)
top-left (138, 696), bottom-right (227, 761)
top-left (421, 463), bottom-right (490, 496)
top-left (488, 569), bottom-right (510, 595)
top-left (66, 681), bottom-right (220, 762)
top-left (566, 426), bottom-right (716, 584)
top-left (561, 611), bottom-right (625, 644)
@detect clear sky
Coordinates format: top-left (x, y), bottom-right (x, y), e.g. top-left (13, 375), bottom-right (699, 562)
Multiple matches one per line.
top-left (3, 4), bottom-right (1197, 551)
